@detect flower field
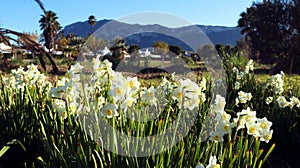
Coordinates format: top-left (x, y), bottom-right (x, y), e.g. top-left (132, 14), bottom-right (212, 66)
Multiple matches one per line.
top-left (0, 59), bottom-right (299, 167)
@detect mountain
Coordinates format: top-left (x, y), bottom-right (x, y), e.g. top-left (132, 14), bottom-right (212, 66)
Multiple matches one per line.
top-left (63, 19), bottom-right (242, 50)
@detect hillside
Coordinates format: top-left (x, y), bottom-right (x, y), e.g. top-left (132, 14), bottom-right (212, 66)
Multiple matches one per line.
top-left (63, 19), bottom-right (242, 50)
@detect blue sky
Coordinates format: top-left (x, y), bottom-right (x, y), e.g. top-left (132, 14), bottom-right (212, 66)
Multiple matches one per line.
top-left (0, 0), bottom-right (258, 34)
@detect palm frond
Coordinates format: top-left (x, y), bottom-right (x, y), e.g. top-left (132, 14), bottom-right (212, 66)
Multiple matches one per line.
top-left (34, 0), bottom-right (47, 14)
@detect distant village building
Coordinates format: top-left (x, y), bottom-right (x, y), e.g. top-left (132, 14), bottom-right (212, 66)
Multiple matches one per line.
top-left (0, 43), bottom-right (12, 54)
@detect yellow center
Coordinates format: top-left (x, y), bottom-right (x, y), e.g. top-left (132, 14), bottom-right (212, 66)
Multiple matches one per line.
top-left (249, 127), bottom-right (256, 133)
top-left (177, 92), bottom-right (182, 99)
top-left (260, 123), bottom-right (267, 129)
top-left (214, 135), bottom-right (220, 141)
top-left (105, 109), bottom-right (113, 116)
top-left (70, 105), bottom-right (76, 112)
top-left (224, 124), bottom-right (230, 131)
top-left (148, 92), bottom-right (153, 97)
top-left (62, 111), bottom-right (67, 117)
top-left (213, 164), bottom-right (221, 168)
top-left (222, 113), bottom-right (228, 120)
top-left (128, 99), bottom-right (133, 104)
top-left (116, 88), bottom-right (123, 95)
top-left (240, 99), bottom-right (246, 103)
top-left (265, 134), bottom-right (272, 140)
top-left (66, 73), bottom-right (70, 79)
top-left (245, 116), bottom-right (251, 122)
top-left (129, 81), bottom-right (134, 88)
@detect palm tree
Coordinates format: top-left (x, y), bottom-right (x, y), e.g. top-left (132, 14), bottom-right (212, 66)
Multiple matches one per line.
top-left (0, 0), bottom-right (60, 73)
top-left (34, 0), bottom-right (59, 73)
top-left (39, 11), bottom-right (61, 52)
top-left (88, 15), bottom-right (96, 34)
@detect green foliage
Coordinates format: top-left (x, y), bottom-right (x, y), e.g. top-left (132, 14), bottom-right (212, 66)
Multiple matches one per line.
top-left (181, 56), bottom-right (195, 66)
top-left (225, 61), bottom-right (300, 167)
top-left (39, 10), bottom-right (62, 51)
top-left (169, 45), bottom-right (182, 56)
top-left (102, 38), bottom-right (127, 70)
top-left (1, 59), bottom-right (300, 167)
top-left (128, 44), bottom-right (140, 54)
top-left (88, 15), bottom-right (96, 35)
top-left (84, 35), bottom-right (105, 56)
top-left (88, 15), bottom-right (96, 27)
top-left (65, 33), bottom-right (86, 54)
top-left (152, 41), bottom-right (169, 55)
top-left (238, 0), bottom-right (300, 73)
top-left (216, 44), bottom-right (249, 70)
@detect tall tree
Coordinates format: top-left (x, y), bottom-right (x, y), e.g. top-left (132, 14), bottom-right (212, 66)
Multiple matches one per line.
top-left (101, 38), bottom-right (127, 70)
top-left (152, 41), bottom-right (169, 55)
top-left (39, 11), bottom-right (62, 52)
top-left (88, 15), bottom-right (96, 34)
top-left (238, 0), bottom-right (300, 73)
top-left (34, 0), bottom-right (47, 13)
top-left (0, 0), bottom-right (59, 73)
top-left (34, 0), bottom-right (59, 73)
top-left (169, 45), bottom-right (182, 56)
top-left (85, 35), bottom-right (104, 56)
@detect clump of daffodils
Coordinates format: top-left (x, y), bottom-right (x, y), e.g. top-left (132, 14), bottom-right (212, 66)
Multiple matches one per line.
top-left (266, 71), bottom-right (284, 95)
top-left (264, 72), bottom-right (300, 109)
top-left (209, 94), bottom-right (232, 142)
top-left (235, 90), bottom-right (252, 105)
top-left (171, 78), bottom-right (206, 110)
top-left (233, 107), bottom-right (273, 143)
top-left (274, 95), bottom-right (300, 109)
top-left (209, 95), bottom-right (273, 143)
top-left (3, 64), bottom-right (50, 91)
top-left (245, 59), bottom-right (254, 74)
top-left (49, 59), bottom-right (207, 119)
top-left (232, 59), bottom-right (254, 90)
top-left (50, 63), bottom-right (83, 118)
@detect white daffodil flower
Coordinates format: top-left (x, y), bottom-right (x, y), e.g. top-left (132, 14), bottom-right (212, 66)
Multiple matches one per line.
top-left (206, 156), bottom-right (220, 168)
top-left (277, 96), bottom-right (288, 108)
top-left (209, 131), bottom-right (225, 142)
top-left (259, 130), bottom-right (273, 143)
top-left (265, 96), bottom-right (273, 105)
top-left (101, 103), bottom-right (118, 118)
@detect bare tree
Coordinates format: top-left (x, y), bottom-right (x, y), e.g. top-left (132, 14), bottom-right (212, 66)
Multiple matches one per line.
top-left (0, 28), bottom-right (58, 72)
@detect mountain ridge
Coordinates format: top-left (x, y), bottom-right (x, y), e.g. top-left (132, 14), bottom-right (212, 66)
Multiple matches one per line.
top-left (63, 19), bottom-right (242, 50)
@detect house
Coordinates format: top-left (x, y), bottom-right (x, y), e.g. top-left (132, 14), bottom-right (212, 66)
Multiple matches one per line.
top-left (0, 43), bottom-right (12, 54)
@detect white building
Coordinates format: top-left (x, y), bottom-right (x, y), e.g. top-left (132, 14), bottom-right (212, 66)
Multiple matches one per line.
top-left (0, 43), bottom-right (12, 53)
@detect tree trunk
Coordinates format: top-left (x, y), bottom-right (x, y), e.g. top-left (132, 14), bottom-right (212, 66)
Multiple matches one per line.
top-left (45, 52), bottom-right (58, 73)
